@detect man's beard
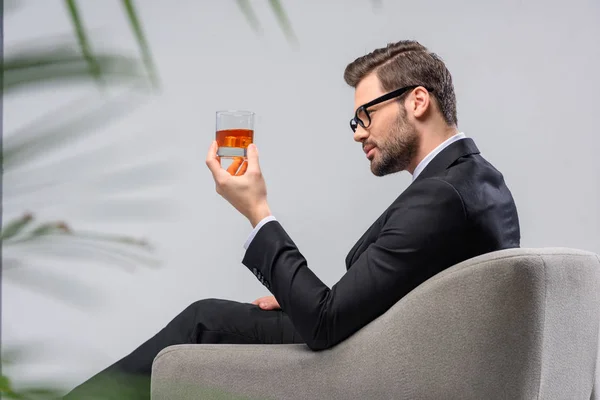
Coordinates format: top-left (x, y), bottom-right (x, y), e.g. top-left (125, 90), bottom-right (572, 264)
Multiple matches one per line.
top-left (370, 113), bottom-right (419, 177)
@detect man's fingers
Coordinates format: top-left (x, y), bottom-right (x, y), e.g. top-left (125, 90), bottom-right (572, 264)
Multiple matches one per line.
top-left (262, 297), bottom-right (280, 310)
top-left (252, 296), bottom-right (279, 310)
top-left (260, 301), bottom-right (276, 310)
top-left (252, 296), bottom-right (268, 305)
top-left (235, 160), bottom-right (248, 176)
top-left (206, 141), bottom-right (229, 181)
top-left (246, 144), bottom-right (261, 173)
top-left (206, 141), bottom-right (223, 176)
top-left (227, 157), bottom-right (244, 175)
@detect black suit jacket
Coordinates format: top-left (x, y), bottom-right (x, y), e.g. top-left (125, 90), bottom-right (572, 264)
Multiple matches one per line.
top-left (242, 138), bottom-right (520, 350)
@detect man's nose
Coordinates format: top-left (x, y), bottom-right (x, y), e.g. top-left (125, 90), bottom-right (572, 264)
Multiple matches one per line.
top-left (353, 125), bottom-right (368, 143)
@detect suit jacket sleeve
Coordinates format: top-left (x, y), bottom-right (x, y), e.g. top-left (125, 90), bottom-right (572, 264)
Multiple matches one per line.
top-left (242, 177), bottom-right (467, 350)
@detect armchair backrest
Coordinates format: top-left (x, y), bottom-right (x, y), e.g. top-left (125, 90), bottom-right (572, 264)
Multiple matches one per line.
top-left (327, 248), bottom-right (600, 399)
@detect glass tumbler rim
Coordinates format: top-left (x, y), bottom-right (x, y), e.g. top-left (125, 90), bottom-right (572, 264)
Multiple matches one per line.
top-left (216, 110), bottom-right (255, 117)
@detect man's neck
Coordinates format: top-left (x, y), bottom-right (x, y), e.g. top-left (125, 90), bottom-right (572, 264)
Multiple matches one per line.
top-left (407, 126), bottom-right (460, 174)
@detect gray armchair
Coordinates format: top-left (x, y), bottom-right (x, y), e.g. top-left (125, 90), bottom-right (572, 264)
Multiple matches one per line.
top-left (151, 248), bottom-right (600, 399)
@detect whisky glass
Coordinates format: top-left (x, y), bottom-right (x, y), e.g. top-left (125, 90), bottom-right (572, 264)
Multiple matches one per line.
top-left (216, 110), bottom-right (254, 159)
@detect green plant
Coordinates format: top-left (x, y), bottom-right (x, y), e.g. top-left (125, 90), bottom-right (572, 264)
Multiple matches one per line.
top-left (2, 0), bottom-right (164, 397)
top-left (2, 0), bottom-right (162, 285)
top-left (236, 0), bottom-right (297, 43)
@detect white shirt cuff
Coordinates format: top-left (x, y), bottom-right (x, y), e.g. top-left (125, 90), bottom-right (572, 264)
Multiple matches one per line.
top-left (244, 215), bottom-right (277, 250)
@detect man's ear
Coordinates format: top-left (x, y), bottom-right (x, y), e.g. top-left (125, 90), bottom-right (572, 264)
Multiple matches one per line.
top-left (409, 87), bottom-right (431, 119)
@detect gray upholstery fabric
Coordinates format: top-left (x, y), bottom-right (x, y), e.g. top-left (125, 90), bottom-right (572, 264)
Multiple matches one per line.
top-left (151, 248), bottom-right (600, 400)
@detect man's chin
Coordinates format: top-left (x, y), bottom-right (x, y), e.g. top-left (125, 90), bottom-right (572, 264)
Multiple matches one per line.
top-left (370, 159), bottom-right (404, 177)
top-left (370, 161), bottom-right (387, 177)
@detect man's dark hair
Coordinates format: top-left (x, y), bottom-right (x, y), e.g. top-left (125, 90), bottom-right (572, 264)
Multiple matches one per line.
top-left (344, 40), bottom-right (458, 127)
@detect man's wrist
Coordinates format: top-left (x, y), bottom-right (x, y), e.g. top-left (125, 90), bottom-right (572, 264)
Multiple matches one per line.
top-left (249, 204), bottom-right (272, 228)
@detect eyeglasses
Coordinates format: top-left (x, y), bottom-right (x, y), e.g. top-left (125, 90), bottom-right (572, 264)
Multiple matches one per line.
top-left (350, 85), bottom-right (434, 132)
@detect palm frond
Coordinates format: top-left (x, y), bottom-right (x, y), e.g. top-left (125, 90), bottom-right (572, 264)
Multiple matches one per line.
top-left (0, 214), bottom-right (34, 240)
top-left (2, 90), bottom-right (144, 171)
top-left (268, 0), bottom-right (297, 44)
top-left (121, 0), bottom-right (160, 88)
top-left (2, 49), bottom-right (146, 93)
top-left (9, 236), bottom-right (160, 269)
top-left (235, 0), bottom-right (262, 34)
top-left (64, 0), bottom-right (102, 83)
top-left (3, 217), bottom-right (160, 269)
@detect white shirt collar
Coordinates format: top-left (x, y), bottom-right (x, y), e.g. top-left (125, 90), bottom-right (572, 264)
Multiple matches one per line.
top-left (412, 132), bottom-right (467, 181)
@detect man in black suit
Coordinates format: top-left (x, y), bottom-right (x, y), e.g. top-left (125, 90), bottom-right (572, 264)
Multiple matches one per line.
top-left (65, 40), bottom-right (520, 398)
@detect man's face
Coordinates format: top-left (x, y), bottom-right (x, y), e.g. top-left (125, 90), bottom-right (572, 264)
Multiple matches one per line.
top-left (353, 73), bottom-right (419, 177)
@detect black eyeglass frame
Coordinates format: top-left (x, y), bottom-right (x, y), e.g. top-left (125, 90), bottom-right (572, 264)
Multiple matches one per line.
top-left (350, 85), bottom-right (434, 132)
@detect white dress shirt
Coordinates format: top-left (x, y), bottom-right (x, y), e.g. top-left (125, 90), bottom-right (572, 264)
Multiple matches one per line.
top-left (412, 132), bottom-right (466, 181)
top-left (244, 215), bottom-right (277, 250)
top-left (244, 132), bottom-right (467, 250)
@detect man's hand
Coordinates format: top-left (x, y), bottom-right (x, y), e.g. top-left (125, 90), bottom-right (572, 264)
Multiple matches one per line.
top-left (206, 141), bottom-right (272, 227)
top-left (252, 295), bottom-right (281, 310)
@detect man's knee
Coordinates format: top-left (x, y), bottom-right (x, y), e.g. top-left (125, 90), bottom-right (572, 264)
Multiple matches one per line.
top-left (182, 298), bottom-right (245, 322)
top-left (181, 298), bottom-right (248, 337)
top-left (184, 298), bottom-right (221, 315)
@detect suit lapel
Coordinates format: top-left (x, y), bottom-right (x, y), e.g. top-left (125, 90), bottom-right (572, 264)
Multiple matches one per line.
top-left (344, 138), bottom-right (481, 270)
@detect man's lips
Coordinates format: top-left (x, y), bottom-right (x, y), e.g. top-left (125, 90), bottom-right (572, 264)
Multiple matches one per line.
top-left (363, 144), bottom-right (376, 159)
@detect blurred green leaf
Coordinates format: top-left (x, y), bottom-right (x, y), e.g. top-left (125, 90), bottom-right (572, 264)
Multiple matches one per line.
top-left (268, 0), bottom-right (297, 44)
top-left (60, 238), bottom-right (160, 268)
top-left (2, 91), bottom-right (143, 171)
top-left (0, 374), bottom-right (26, 399)
top-left (2, 216), bottom-right (158, 267)
top-left (236, 0), bottom-right (261, 33)
top-left (1, 214), bottom-right (34, 240)
top-left (1, 344), bottom-right (70, 399)
top-left (8, 237), bottom-right (159, 271)
top-left (1, 0), bottom-right (166, 352)
top-left (4, 221), bottom-right (156, 259)
top-left (0, 375), bottom-right (12, 389)
top-left (68, 230), bottom-right (152, 249)
top-left (2, 49), bottom-right (146, 92)
top-left (29, 222), bottom-right (71, 237)
top-left (64, 0), bottom-right (102, 83)
top-left (235, 0), bottom-right (296, 44)
top-left (13, 387), bottom-right (65, 400)
top-left (121, 0), bottom-right (160, 88)
top-left (0, 377), bottom-right (65, 400)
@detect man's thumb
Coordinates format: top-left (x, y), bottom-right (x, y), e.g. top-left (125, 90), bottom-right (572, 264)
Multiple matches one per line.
top-left (247, 144), bottom-right (260, 171)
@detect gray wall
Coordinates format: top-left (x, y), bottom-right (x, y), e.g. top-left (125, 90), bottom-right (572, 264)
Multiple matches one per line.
top-left (3, 0), bottom-right (600, 390)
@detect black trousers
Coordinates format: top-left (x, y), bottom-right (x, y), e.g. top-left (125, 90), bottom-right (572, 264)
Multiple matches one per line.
top-left (64, 298), bottom-right (304, 399)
